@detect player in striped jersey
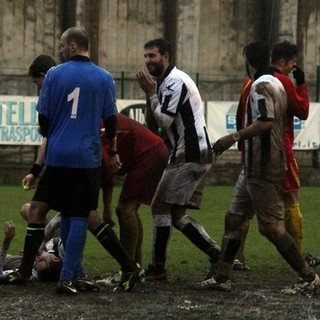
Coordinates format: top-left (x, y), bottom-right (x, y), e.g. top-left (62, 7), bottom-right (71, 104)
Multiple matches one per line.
top-left (202, 41), bottom-right (319, 295)
top-left (136, 38), bottom-right (220, 280)
top-left (234, 41), bottom-right (310, 270)
top-left (0, 220), bottom-right (62, 282)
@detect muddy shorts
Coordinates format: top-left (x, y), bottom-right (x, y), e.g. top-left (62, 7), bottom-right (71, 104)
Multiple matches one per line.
top-left (151, 162), bottom-right (212, 215)
top-left (228, 171), bottom-right (283, 224)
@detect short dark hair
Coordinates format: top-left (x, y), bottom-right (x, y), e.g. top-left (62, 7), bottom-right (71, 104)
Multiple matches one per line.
top-left (65, 27), bottom-right (89, 51)
top-left (37, 258), bottom-right (62, 282)
top-left (144, 38), bottom-right (172, 62)
top-left (28, 54), bottom-right (56, 77)
top-left (271, 40), bottom-right (298, 64)
top-left (244, 41), bottom-right (270, 70)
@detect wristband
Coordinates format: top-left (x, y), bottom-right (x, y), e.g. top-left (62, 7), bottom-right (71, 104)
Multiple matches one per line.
top-left (29, 164), bottom-right (43, 177)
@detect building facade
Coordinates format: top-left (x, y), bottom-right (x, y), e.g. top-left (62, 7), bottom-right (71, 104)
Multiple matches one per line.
top-left (0, 0), bottom-right (320, 184)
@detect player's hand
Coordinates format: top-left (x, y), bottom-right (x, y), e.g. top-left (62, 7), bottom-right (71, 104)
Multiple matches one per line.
top-left (292, 65), bottom-right (305, 85)
top-left (103, 211), bottom-right (116, 227)
top-left (109, 154), bottom-right (122, 173)
top-left (4, 221), bottom-right (15, 240)
top-left (103, 217), bottom-right (116, 227)
top-left (22, 174), bottom-right (36, 191)
top-left (213, 134), bottom-right (236, 156)
top-left (136, 70), bottom-right (157, 96)
top-left (2, 221), bottom-right (16, 251)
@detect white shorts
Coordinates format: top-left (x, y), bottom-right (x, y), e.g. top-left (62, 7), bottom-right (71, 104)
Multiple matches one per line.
top-left (151, 162), bottom-right (212, 215)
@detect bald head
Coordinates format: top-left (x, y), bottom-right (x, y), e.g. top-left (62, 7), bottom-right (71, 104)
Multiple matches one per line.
top-left (60, 27), bottom-right (90, 61)
top-left (63, 27), bottom-right (89, 50)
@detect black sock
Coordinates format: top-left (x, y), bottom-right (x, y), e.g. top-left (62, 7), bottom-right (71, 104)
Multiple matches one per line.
top-left (19, 223), bottom-right (45, 278)
top-left (92, 223), bottom-right (136, 273)
top-left (153, 226), bottom-right (171, 267)
top-left (221, 238), bottom-right (242, 264)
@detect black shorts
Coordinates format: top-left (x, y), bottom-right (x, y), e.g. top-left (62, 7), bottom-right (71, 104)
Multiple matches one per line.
top-left (33, 166), bottom-right (100, 217)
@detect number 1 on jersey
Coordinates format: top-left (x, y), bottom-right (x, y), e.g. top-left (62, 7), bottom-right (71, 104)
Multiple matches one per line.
top-left (68, 87), bottom-right (80, 119)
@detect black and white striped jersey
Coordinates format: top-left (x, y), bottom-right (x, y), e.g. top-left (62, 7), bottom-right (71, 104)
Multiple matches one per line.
top-left (244, 74), bottom-right (287, 182)
top-left (154, 65), bottom-right (212, 164)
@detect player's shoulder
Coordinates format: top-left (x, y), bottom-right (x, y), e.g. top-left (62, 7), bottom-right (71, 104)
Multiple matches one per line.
top-left (170, 66), bottom-right (191, 82)
top-left (274, 71), bottom-right (291, 82)
top-left (164, 66), bottom-right (196, 92)
top-left (116, 113), bottom-right (146, 133)
top-left (93, 66), bottom-right (115, 87)
top-left (274, 71), bottom-right (295, 90)
top-left (95, 65), bottom-right (114, 77)
top-left (253, 73), bottom-right (281, 87)
top-left (252, 74), bottom-right (286, 98)
top-left (45, 63), bottom-right (64, 77)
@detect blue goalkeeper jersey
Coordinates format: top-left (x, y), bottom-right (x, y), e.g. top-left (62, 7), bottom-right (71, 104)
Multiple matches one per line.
top-left (37, 57), bottom-right (117, 168)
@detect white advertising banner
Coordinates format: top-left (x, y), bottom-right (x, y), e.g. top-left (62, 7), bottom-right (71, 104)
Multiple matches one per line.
top-left (0, 95), bottom-right (42, 145)
top-left (0, 96), bottom-right (147, 145)
top-left (0, 95), bottom-right (319, 150)
top-left (206, 101), bottom-right (320, 150)
top-left (206, 101), bottom-right (239, 149)
top-left (293, 103), bottom-right (320, 150)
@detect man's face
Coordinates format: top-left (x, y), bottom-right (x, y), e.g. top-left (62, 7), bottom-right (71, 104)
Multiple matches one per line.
top-left (34, 251), bottom-right (60, 272)
top-left (144, 47), bottom-right (167, 77)
top-left (59, 33), bottom-right (72, 62)
top-left (31, 74), bottom-right (45, 90)
top-left (276, 56), bottom-right (297, 75)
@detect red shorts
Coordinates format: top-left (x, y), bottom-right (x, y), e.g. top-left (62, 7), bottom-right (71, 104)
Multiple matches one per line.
top-left (120, 143), bottom-right (168, 205)
top-left (100, 143), bottom-right (169, 205)
top-left (281, 156), bottom-right (300, 193)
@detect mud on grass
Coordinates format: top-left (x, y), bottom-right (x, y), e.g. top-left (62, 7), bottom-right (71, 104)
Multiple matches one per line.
top-left (1, 270), bottom-right (320, 320)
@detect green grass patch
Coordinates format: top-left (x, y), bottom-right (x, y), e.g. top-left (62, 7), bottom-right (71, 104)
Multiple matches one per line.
top-left (0, 185), bottom-right (319, 279)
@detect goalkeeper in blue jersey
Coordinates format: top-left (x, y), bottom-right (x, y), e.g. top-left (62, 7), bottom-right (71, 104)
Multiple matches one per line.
top-left (0, 27), bottom-right (143, 294)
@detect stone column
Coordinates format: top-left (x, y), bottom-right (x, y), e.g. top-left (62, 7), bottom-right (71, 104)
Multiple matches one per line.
top-left (278, 0), bottom-right (298, 42)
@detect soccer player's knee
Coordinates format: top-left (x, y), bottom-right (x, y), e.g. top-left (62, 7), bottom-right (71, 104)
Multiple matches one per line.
top-left (258, 222), bottom-right (277, 238)
top-left (224, 213), bottom-right (244, 239)
top-left (20, 203), bottom-right (30, 220)
top-left (151, 203), bottom-right (159, 216)
top-left (87, 210), bottom-right (103, 232)
top-left (225, 213), bottom-right (244, 231)
top-left (116, 203), bottom-right (137, 221)
top-left (151, 200), bottom-right (170, 216)
top-left (172, 214), bottom-right (190, 230)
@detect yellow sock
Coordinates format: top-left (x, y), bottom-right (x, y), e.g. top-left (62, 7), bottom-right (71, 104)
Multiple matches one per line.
top-left (284, 203), bottom-right (303, 254)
